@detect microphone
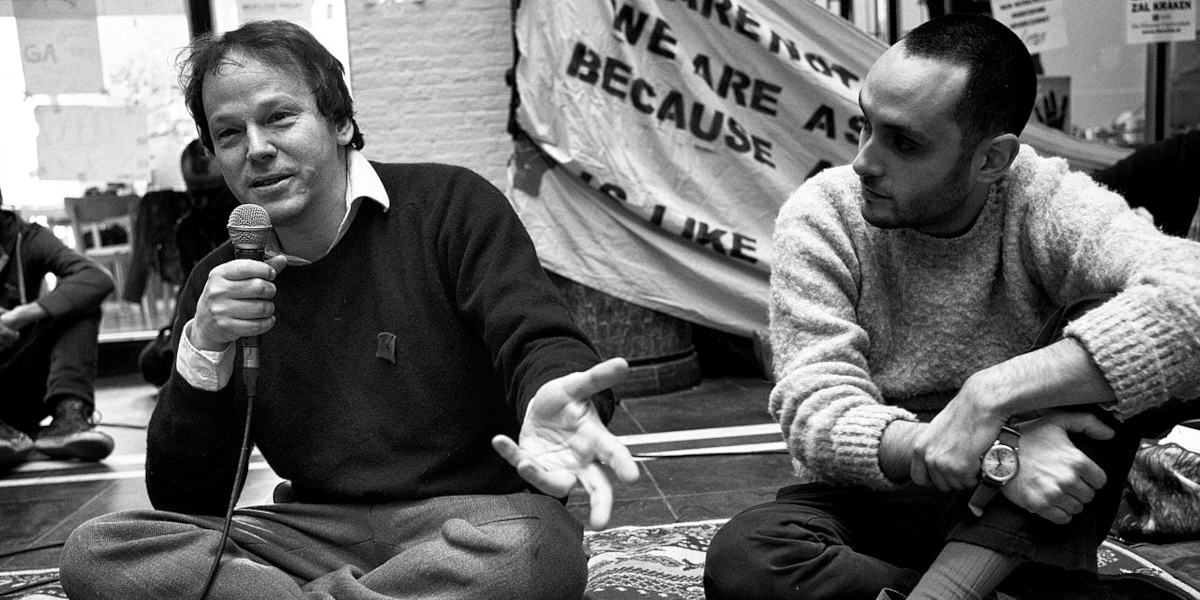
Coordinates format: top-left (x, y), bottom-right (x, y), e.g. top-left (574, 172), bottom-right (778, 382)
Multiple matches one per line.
top-left (226, 204), bottom-right (273, 397)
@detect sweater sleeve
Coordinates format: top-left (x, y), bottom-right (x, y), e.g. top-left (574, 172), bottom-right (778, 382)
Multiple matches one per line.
top-left (431, 166), bottom-right (614, 423)
top-left (768, 172), bottom-right (917, 489)
top-left (145, 245), bottom-right (248, 515)
top-left (1022, 164), bottom-right (1200, 419)
top-left (21, 223), bottom-right (113, 318)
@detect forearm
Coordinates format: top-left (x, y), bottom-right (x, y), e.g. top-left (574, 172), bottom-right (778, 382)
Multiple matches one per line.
top-left (972, 338), bottom-right (1114, 419)
top-left (0, 302), bottom-right (49, 329)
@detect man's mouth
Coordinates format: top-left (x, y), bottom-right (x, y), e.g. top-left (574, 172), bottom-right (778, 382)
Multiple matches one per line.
top-left (251, 174), bottom-right (290, 188)
top-left (861, 186), bottom-right (888, 201)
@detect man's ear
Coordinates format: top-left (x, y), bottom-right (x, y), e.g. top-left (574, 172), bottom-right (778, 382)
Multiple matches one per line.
top-left (974, 133), bottom-right (1020, 184)
top-left (335, 117), bottom-right (355, 147)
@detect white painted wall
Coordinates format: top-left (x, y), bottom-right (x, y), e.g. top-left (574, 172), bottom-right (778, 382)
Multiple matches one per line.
top-left (346, 0), bottom-right (515, 190)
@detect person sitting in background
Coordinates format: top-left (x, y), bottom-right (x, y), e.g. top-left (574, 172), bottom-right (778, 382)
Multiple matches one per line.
top-left (0, 192), bottom-right (116, 469)
top-left (135, 139), bottom-right (241, 387)
top-left (704, 14), bottom-right (1200, 600)
top-left (59, 19), bottom-right (638, 600)
top-left (175, 137), bottom-right (239, 280)
top-left (1093, 127), bottom-right (1200, 241)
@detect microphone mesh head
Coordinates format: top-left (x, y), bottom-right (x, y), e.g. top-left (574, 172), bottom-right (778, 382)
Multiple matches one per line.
top-left (227, 204), bottom-right (273, 248)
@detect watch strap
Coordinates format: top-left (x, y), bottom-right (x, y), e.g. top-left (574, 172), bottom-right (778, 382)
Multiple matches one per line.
top-left (968, 482), bottom-right (998, 517)
top-left (997, 425), bottom-right (1020, 450)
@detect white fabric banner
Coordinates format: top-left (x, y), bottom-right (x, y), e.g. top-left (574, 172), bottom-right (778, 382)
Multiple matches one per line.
top-left (510, 0), bottom-right (1130, 337)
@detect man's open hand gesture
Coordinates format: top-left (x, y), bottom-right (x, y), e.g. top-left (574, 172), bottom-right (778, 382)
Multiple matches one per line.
top-left (492, 357), bottom-right (640, 530)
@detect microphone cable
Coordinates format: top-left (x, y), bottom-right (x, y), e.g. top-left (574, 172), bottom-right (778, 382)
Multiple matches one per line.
top-left (197, 382), bottom-right (256, 600)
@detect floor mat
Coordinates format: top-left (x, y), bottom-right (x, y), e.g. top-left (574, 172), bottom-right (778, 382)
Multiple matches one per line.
top-left (582, 519), bottom-right (1200, 600)
top-left (4, 525), bottom-right (1198, 599)
top-left (0, 567), bottom-right (64, 599)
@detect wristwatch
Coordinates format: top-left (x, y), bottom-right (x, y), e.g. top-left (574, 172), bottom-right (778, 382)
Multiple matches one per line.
top-left (967, 425), bottom-right (1021, 517)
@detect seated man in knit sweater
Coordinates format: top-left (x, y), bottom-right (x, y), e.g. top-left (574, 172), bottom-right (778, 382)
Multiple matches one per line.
top-left (704, 14), bottom-right (1200, 600)
top-left (59, 20), bottom-right (638, 600)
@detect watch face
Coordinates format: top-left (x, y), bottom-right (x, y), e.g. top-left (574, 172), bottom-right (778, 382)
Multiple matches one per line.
top-left (982, 445), bottom-right (1019, 483)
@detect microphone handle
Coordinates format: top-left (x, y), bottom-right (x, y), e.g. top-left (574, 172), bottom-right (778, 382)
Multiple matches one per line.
top-left (233, 245), bottom-right (265, 395)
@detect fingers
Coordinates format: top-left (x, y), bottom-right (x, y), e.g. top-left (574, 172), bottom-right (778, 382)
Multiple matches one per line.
top-left (492, 435), bottom-right (579, 496)
top-left (1077, 456), bottom-right (1108, 491)
top-left (595, 435), bottom-right (639, 484)
top-left (493, 433), bottom-right (630, 530)
top-left (557, 358), bottom-right (629, 400)
top-left (1051, 412), bottom-right (1115, 441)
top-left (578, 463), bottom-right (614, 529)
top-left (1038, 505), bottom-right (1073, 525)
top-left (265, 254), bottom-right (289, 275)
top-left (491, 434), bottom-right (523, 468)
top-left (195, 259), bottom-right (281, 344)
top-left (910, 457), bottom-right (929, 487)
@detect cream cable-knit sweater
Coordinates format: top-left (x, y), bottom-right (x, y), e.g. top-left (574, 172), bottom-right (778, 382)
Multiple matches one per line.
top-left (768, 145), bottom-right (1200, 489)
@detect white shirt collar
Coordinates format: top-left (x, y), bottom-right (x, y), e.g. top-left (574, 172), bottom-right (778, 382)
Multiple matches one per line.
top-left (272, 148), bottom-right (390, 266)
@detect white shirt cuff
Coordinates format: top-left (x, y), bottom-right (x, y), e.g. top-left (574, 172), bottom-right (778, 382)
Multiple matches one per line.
top-left (174, 319), bottom-right (234, 391)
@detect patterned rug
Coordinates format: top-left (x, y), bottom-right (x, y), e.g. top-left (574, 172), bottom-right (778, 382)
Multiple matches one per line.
top-left (581, 519), bottom-right (1200, 600)
top-left (0, 567), bottom-right (64, 599)
top-left (4, 522), bottom-right (1198, 599)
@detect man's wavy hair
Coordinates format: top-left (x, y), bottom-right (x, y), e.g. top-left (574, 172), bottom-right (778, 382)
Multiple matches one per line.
top-left (177, 20), bottom-right (364, 153)
top-left (901, 14), bottom-right (1036, 150)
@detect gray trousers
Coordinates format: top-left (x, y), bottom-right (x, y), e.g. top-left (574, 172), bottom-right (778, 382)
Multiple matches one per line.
top-left (60, 492), bottom-right (587, 600)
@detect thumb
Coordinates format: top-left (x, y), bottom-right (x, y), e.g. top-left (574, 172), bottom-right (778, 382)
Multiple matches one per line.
top-left (1051, 411), bottom-right (1115, 440)
top-left (266, 254), bottom-right (289, 277)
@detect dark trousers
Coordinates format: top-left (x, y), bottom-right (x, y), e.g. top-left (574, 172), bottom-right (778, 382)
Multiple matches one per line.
top-left (703, 294), bottom-right (1200, 600)
top-left (703, 411), bottom-right (1149, 600)
top-left (0, 308), bottom-right (102, 432)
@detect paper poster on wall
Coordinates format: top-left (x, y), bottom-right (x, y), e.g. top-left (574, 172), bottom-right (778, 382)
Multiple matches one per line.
top-left (1127, 0), bottom-right (1197, 44)
top-left (238, 0), bottom-right (312, 25)
top-left (35, 105), bottom-right (150, 182)
top-left (13, 0), bottom-right (104, 95)
top-left (990, 0), bottom-right (1069, 53)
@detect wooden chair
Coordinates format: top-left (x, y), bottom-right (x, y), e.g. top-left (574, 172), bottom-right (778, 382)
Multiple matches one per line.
top-left (64, 194), bottom-right (156, 340)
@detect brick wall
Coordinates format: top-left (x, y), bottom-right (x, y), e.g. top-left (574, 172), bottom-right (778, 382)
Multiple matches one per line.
top-left (346, 0), bottom-right (515, 190)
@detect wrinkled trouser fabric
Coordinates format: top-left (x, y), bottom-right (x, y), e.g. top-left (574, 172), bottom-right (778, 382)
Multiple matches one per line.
top-left (60, 492), bottom-right (587, 600)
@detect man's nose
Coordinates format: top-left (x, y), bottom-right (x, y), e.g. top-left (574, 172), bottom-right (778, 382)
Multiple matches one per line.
top-left (851, 138), bottom-right (882, 179)
top-left (245, 125), bottom-right (277, 162)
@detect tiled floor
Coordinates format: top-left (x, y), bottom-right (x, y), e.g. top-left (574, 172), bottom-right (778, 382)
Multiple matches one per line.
top-left (0, 350), bottom-right (796, 572)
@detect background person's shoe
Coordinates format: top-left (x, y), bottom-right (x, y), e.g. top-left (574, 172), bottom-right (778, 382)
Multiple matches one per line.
top-left (34, 399), bottom-right (114, 461)
top-left (0, 420), bottom-right (34, 468)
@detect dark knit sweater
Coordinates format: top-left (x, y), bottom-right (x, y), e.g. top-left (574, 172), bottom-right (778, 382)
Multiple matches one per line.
top-left (0, 209), bottom-right (113, 317)
top-left (148, 163), bottom-right (609, 515)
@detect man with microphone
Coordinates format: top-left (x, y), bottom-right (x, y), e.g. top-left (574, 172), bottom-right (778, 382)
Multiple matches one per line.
top-left (60, 19), bottom-right (638, 600)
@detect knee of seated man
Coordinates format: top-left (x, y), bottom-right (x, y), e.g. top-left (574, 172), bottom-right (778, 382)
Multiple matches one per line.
top-left (441, 515), bottom-right (587, 600)
top-left (60, 513), bottom-right (129, 593)
top-left (706, 511), bottom-right (799, 593)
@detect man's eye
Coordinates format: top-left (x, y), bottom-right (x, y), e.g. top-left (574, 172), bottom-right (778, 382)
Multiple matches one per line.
top-left (894, 136), bottom-right (917, 152)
